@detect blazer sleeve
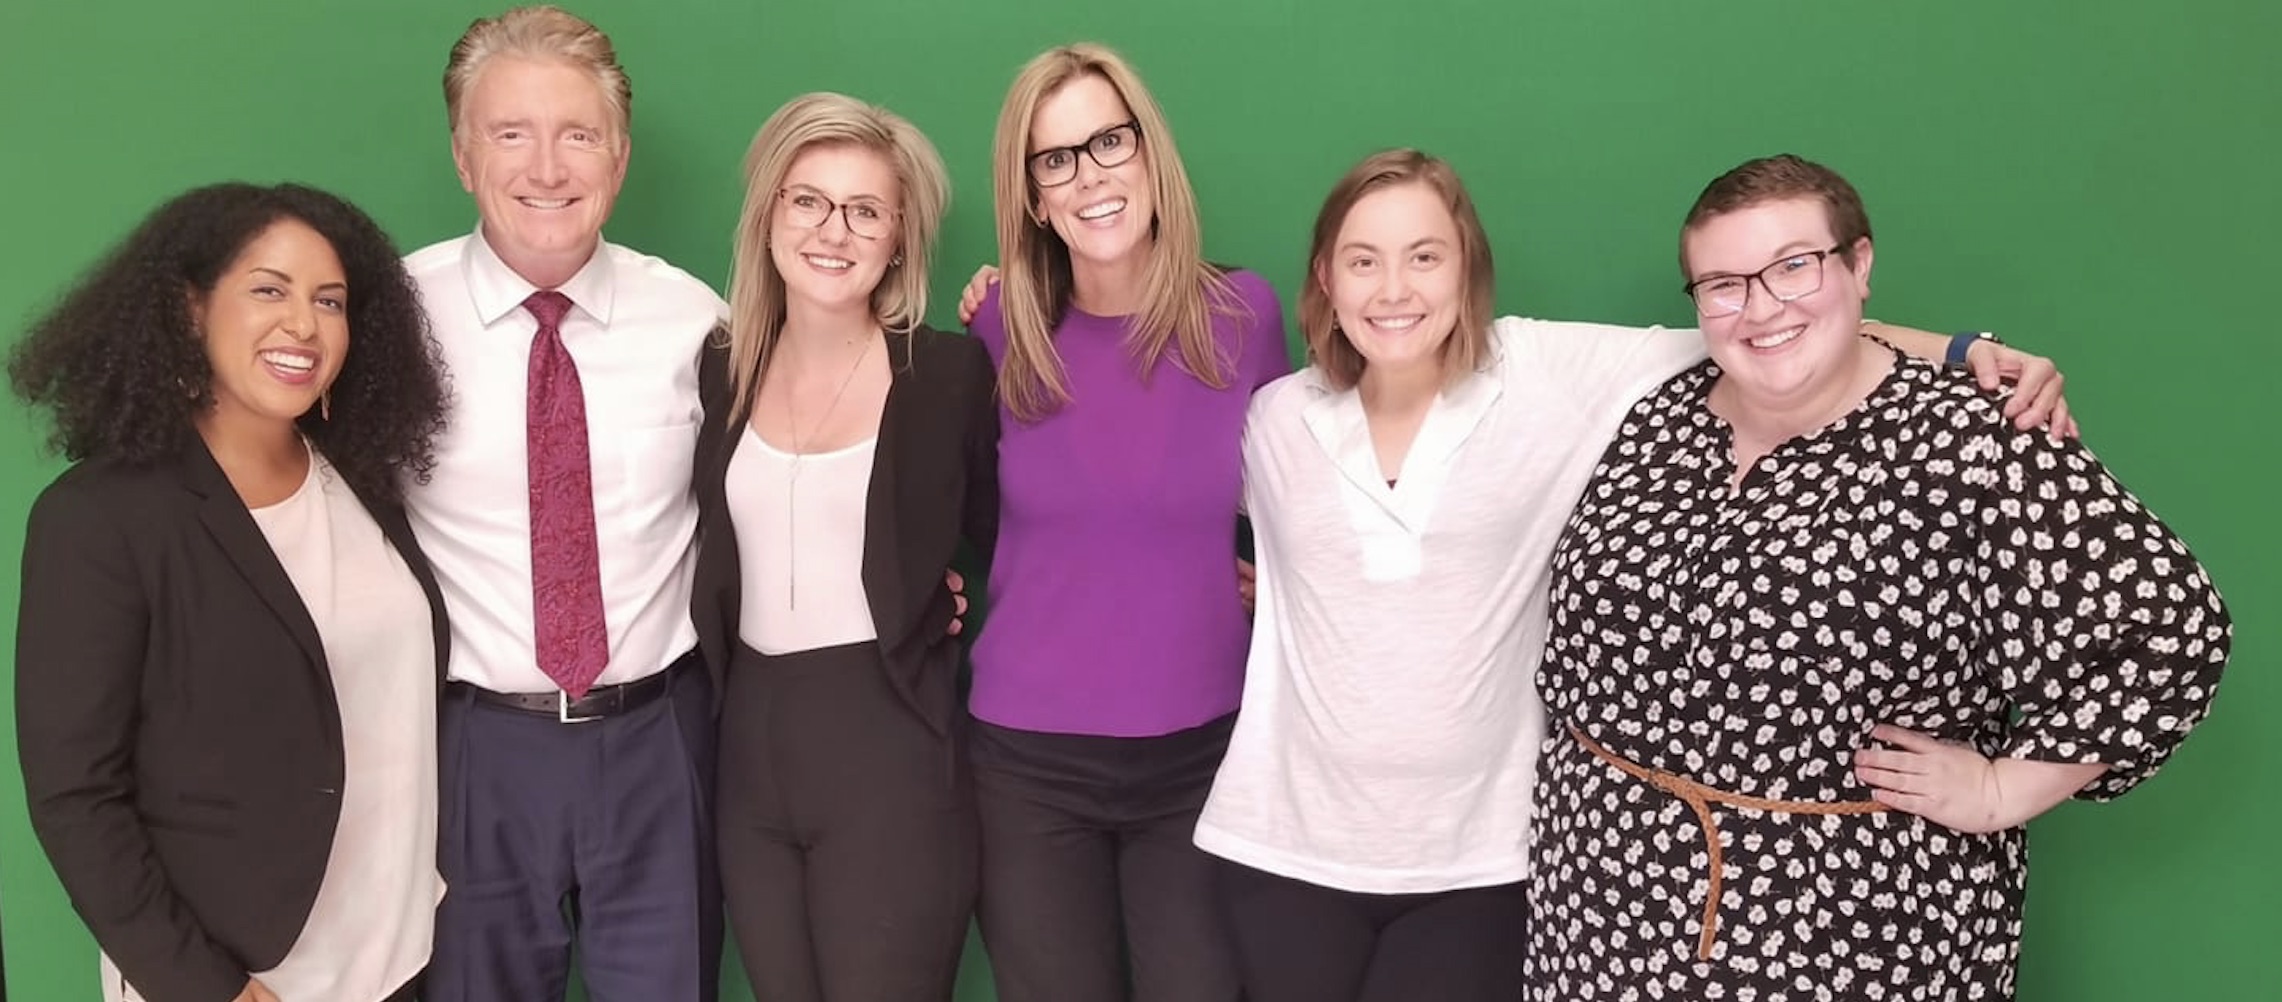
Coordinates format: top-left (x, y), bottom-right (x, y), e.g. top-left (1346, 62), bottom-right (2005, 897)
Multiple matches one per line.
top-left (16, 477), bottom-right (250, 1002)
top-left (957, 334), bottom-right (1002, 561)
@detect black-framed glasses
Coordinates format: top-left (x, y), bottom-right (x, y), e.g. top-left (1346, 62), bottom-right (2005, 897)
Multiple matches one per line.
top-left (776, 186), bottom-right (896, 240)
top-left (1682, 244), bottom-right (1845, 317)
top-left (1027, 120), bottom-right (1143, 188)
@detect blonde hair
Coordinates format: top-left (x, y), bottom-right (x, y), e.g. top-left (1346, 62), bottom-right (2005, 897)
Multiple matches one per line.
top-left (723, 92), bottom-right (950, 427)
top-left (989, 42), bottom-right (1238, 422)
top-left (1301, 149), bottom-right (1496, 390)
top-left (443, 5), bottom-right (632, 137)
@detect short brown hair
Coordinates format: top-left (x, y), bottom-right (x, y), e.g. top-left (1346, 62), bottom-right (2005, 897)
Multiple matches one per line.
top-left (1301, 149), bottom-right (1495, 391)
top-left (443, 6), bottom-right (632, 136)
top-left (1680, 153), bottom-right (1872, 277)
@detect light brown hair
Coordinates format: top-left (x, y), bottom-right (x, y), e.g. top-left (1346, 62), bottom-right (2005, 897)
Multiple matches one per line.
top-left (989, 42), bottom-right (1238, 422)
top-left (443, 5), bottom-right (632, 138)
top-left (1301, 149), bottom-right (1495, 390)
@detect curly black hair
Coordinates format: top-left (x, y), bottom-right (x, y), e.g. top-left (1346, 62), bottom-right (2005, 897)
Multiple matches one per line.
top-left (9, 182), bottom-right (448, 502)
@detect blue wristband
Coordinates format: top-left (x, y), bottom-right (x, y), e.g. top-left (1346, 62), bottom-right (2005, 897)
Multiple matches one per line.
top-left (1944, 330), bottom-right (1994, 367)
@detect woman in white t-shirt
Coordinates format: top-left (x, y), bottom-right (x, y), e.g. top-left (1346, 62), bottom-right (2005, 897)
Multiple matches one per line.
top-left (1193, 148), bottom-right (2071, 1002)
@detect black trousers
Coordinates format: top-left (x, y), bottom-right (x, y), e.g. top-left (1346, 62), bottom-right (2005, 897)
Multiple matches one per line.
top-left (969, 713), bottom-right (1240, 1002)
top-left (1214, 857), bottom-right (1528, 1002)
top-left (716, 641), bottom-right (976, 1002)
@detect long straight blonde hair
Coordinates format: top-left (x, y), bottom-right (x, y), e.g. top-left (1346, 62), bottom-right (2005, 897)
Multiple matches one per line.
top-left (723, 92), bottom-right (950, 427)
top-left (990, 43), bottom-right (1238, 422)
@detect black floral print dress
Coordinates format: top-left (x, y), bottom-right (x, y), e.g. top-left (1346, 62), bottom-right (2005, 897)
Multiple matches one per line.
top-left (1528, 351), bottom-right (2230, 1001)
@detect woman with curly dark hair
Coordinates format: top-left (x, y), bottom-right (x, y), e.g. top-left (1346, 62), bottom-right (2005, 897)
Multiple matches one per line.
top-left (11, 181), bottom-right (450, 1002)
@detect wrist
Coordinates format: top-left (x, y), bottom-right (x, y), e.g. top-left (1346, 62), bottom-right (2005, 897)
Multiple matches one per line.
top-left (1945, 330), bottom-right (1998, 367)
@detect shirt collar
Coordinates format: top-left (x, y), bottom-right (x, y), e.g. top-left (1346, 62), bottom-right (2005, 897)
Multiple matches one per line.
top-left (460, 225), bottom-right (618, 328)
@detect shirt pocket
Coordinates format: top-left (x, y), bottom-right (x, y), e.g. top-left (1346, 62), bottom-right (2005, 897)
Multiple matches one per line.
top-left (616, 420), bottom-right (700, 530)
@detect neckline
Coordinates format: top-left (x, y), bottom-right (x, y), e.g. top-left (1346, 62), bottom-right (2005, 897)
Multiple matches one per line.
top-left (248, 439), bottom-right (323, 514)
top-left (742, 423), bottom-right (879, 460)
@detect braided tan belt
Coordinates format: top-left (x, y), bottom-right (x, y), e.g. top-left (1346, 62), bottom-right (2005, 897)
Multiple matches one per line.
top-left (1567, 723), bottom-right (1887, 961)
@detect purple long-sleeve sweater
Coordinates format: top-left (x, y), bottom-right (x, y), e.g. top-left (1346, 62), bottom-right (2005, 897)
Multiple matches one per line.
top-left (968, 270), bottom-right (1291, 737)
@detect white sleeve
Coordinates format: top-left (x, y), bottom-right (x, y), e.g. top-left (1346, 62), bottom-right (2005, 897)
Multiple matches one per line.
top-left (1493, 315), bottom-right (1707, 412)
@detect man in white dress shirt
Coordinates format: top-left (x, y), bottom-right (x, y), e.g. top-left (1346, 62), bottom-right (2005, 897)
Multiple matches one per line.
top-left (401, 7), bottom-right (723, 1000)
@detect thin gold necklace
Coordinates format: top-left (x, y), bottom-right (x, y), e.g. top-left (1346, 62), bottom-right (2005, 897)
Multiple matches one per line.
top-left (782, 334), bottom-right (875, 609)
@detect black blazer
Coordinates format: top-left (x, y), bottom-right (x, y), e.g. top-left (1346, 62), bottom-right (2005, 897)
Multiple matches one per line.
top-left (14, 440), bottom-right (450, 1002)
top-left (692, 324), bottom-right (999, 736)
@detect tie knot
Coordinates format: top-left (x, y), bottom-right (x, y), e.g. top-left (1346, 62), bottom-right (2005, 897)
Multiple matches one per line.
top-left (524, 290), bottom-right (574, 331)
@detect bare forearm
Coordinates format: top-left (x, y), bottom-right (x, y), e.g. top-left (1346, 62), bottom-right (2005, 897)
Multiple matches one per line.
top-left (1991, 757), bottom-right (2109, 829)
top-left (1868, 321), bottom-right (1949, 360)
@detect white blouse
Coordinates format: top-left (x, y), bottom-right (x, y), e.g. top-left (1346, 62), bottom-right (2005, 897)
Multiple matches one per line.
top-left (728, 424), bottom-right (881, 654)
top-left (1194, 317), bottom-right (1707, 894)
top-left (106, 448), bottom-right (441, 1002)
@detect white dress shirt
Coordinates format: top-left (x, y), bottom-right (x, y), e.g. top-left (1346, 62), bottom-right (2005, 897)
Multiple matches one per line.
top-left (403, 228), bottom-right (726, 692)
top-left (1194, 317), bottom-right (1708, 894)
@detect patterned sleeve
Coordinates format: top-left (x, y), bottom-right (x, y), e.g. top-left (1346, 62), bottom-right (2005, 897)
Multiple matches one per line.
top-left (1963, 419), bottom-right (2232, 800)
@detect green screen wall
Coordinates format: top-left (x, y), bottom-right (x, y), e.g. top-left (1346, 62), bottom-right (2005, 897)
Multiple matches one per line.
top-left (2, 1), bottom-right (2274, 999)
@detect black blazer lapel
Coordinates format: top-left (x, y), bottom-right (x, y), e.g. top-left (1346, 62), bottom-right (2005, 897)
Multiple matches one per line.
top-left (860, 332), bottom-right (913, 640)
top-left (179, 443), bottom-right (330, 684)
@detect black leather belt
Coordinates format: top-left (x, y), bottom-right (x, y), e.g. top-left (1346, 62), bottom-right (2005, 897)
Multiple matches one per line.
top-left (454, 651), bottom-right (695, 723)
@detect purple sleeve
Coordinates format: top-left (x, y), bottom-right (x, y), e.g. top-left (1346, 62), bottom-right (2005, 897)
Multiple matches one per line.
top-left (1230, 270), bottom-right (1294, 390)
top-left (967, 280), bottom-right (1009, 366)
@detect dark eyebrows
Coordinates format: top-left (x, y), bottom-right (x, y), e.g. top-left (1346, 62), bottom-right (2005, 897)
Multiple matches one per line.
top-left (249, 266), bottom-right (347, 293)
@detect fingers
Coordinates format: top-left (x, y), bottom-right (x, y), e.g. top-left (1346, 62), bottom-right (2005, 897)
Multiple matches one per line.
top-left (1867, 723), bottom-right (1943, 752)
top-left (1868, 786), bottom-right (1935, 816)
top-left (957, 267), bottom-right (996, 325)
top-left (2010, 370), bottom-right (2066, 431)
top-left (1970, 341), bottom-right (2008, 391)
top-left (943, 569), bottom-right (969, 637)
top-left (2055, 399), bottom-right (2079, 439)
top-left (1853, 746), bottom-right (1924, 775)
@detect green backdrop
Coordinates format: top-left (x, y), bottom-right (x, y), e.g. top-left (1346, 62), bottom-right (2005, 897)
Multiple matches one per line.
top-left (2, 1), bottom-right (2274, 999)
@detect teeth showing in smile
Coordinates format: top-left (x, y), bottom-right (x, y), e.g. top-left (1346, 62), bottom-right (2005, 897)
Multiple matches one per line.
top-left (260, 349), bottom-right (316, 373)
top-left (1368, 316), bottom-right (1423, 333)
top-left (1077, 198), bottom-right (1124, 221)
top-left (1748, 327), bottom-right (1802, 350)
top-left (803, 254), bottom-right (854, 271)
top-left (520, 197), bottom-right (574, 209)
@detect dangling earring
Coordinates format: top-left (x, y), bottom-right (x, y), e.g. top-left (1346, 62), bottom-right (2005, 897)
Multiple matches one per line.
top-left (319, 390), bottom-right (331, 421)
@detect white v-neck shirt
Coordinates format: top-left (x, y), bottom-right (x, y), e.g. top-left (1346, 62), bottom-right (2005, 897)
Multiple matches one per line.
top-left (1195, 317), bottom-right (1706, 893)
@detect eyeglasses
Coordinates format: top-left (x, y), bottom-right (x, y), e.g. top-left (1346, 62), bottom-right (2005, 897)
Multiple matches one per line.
top-left (1027, 120), bottom-right (1143, 188)
top-left (776, 186), bottom-right (896, 240)
top-left (1682, 244), bottom-right (1845, 317)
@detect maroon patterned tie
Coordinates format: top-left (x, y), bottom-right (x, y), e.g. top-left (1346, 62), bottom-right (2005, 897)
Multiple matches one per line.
top-left (524, 290), bottom-right (609, 699)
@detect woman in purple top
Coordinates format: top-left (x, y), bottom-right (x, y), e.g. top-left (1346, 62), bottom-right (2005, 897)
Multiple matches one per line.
top-left (959, 42), bottom-right (1290, 1002)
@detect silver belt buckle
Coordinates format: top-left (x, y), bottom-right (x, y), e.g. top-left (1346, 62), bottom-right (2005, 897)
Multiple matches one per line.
top-left (558, 689), bottom-right (603, 724)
